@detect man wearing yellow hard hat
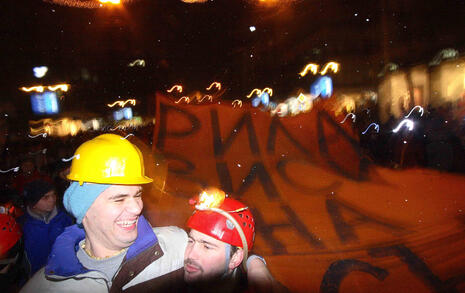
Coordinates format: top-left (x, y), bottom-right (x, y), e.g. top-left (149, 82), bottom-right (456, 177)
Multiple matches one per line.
top-left (20, 134), bottom-right (271, 292)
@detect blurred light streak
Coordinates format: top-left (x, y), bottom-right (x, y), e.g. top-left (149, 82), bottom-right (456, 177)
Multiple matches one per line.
top-left (99, 0), bottom-right (120, 4)
top-left (299, 63), bottom-right (319, 77)
top-left (310, 76), bottom-right (333, 98)
top-left (175, 96), bottom-right (190, 104)
top-left (48, 84), bottom-right (70, 92)
top-left (206, 82), bottom-right (221, 91)
top-left (246, 88), bottom-right (262, 98)
top-left (62, 154), bottom-right (80, 162)
top-left (21, 86), bottom-right (44, 93)
top-left (340, 113), bottom-right (356, 124)
top-left (21, 84), bottom-right (69, 93)
top-left (405, 105), bottom-right (424, 118)
top-left (252, 92), bottom-right (272, 108)
top-left (393, 119), bottom-right (414, 133)
top-left (42, 0), bottom-right (134, 9)
top-left (181, 0), bottom-right (208, 3)
top-left (0, 167), bottom-right (19, 174)
top-left (197, 95), bottom-right (213, 103)
top-left (263, 88), bottom-right (273, 96)
top-left (362, 123), bottom-right (380, 135)
top-left (28, 133), bottom-right (47, 138)
top-left (121, 134), bottom-right (134, 140)
top-left (232, 100), bottom-right (243, 108)
top-left (107, 99), bottom-right (136, 108)
top-left (29, 148), bottom-right (47, 155)
top-left (247, 87), bottom-right (273, 98)
top-left (167, 85), bottom-right (183, 93)
top-left (128, 59), bottom-right (146, 67)
top-left (320, 62), bottom-right (340, 75)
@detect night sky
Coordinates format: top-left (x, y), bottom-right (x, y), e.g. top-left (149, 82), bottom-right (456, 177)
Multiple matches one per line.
top-left (1, 0), bottom-right (464, 112)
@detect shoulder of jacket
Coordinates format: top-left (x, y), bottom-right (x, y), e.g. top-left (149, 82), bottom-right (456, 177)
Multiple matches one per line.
top-left (152, 226), bottom-right (188, 245)
top-left (20, 267), bottom-right (47, 293)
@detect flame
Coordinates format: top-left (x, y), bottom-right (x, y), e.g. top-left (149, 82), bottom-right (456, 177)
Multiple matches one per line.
top-left (197, 188), bottom-right (226, 209)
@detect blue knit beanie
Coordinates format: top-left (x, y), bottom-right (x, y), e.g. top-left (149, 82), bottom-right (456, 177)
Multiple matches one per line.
top-left (63, 182), bottom-right (111, 224)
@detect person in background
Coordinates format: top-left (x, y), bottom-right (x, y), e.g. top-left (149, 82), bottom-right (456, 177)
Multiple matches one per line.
top-left (20, 179), bottom-right (73, 275)
top-left (0, 211), bottom-right (28, 292)
top-left (12, 157), bottom-right (51, 195)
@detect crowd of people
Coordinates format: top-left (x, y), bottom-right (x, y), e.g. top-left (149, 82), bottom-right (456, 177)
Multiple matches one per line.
top-left (0, 132), bottom-right (286, 293)
top-left (1, 98), bottom-right (464, 292)
top-left (355, 102), bottom-right (465, 172)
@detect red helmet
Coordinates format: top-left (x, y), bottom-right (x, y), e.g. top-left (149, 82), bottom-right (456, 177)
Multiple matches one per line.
top-left (187, 188), bottom-right (255, 249)
top-left (0, 214), bottom-right (21, 256)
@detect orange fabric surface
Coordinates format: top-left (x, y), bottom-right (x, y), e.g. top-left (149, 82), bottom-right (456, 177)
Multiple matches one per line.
top-left (146, 93), bottom-right (465, 292)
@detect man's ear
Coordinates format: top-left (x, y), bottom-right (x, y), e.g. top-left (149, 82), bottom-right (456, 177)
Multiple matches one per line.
top-left (228, 248), bottom-right (244, 270)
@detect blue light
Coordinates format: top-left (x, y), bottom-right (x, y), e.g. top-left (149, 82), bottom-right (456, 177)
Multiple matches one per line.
top-left (310, 76), bottom-right (333, 98)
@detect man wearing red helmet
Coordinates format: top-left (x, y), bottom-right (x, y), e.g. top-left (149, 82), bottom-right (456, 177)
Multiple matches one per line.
top-left (183, 188), bottom-right (286, 293)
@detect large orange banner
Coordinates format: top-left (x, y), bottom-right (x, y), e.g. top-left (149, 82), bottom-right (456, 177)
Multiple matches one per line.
top-left (149, 93), bottom-right (465, 292)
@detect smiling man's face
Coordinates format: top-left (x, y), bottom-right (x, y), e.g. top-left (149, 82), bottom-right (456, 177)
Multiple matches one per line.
top-left (82, 185), bottom-right (143, 256)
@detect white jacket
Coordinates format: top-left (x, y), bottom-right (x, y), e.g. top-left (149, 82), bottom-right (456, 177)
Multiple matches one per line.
top-left (21, 217), bottom-right (187, 293)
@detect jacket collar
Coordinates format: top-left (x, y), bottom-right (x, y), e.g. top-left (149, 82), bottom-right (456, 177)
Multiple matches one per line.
top-left (26, 206), bottom-right (58, 224)
top-left (45, 215), bottom-right (158, 277)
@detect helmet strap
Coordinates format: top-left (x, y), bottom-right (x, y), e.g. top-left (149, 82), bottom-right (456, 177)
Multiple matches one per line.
top-left (223, 243), bottom-right (232, 276)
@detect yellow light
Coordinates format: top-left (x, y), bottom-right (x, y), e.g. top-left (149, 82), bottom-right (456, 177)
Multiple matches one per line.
top-left (181, 0), bottom-right (208, 3)
top-left (107, 99), bottom-right (136, 108)
top-left (128, 59), bottom-right (145, 67)
top-left (167, 85), bottom-right (183, 93)
top-left (20, 83), bottom-right (70, 93)
top-left (48, 84), bottom-right (69, 92)
top-left (297, 93), bottom-right (307, 103)
top-left (21, 86), bottom-right (44, 93)
top-left (320, 62), bottom-right (340, 75)
top-left (206, 82), bottom-right (222, 91)
top-left (246, 87), bottom-right (273, 98)
top-left (263, 87), bottom-right (273, 96)
top-left (197, 188), bottom-right (226, 209)
top-left (99, 0), bottom-right (120, 4)
top-left (232, 99), bottom-right (243, 108)
top-left (246, 88), bottom-right (262, 98)
top-left (299, 63), bottom-right (319, 77)
top-left (175, 96), bottom-right (190, 104)
top-left (197, 95), bottom-right (212, 103)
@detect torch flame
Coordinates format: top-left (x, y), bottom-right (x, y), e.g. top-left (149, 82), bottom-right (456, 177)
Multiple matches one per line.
top-left (197, 188), bottom-right (226, 209)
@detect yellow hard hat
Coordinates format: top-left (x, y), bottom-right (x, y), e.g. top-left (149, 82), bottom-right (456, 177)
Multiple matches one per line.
top-left (67, 134), bottom-right (153, 185)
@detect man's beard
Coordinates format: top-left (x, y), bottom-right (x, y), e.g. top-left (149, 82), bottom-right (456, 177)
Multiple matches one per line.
top-left (184, 258), bottom-right (227, 284)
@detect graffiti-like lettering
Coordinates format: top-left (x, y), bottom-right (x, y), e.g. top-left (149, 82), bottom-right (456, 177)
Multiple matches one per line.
top-left (320, 259), bottom-right (388, 293)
